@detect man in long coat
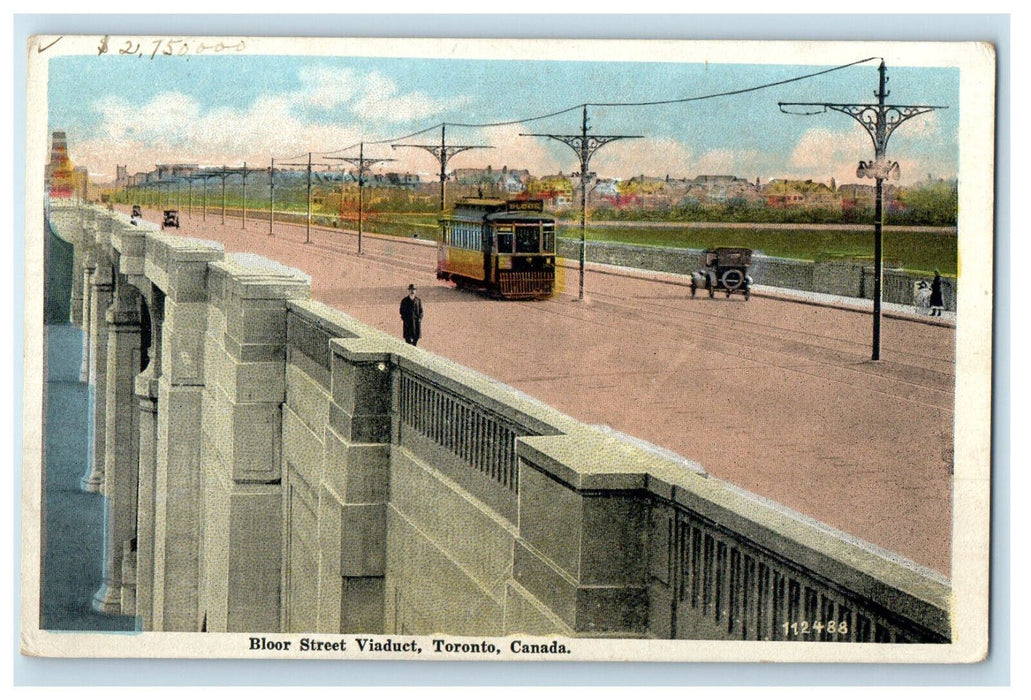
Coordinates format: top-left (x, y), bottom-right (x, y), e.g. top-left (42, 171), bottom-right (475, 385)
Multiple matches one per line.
top-left (400, 284), bottom-right (424, 346)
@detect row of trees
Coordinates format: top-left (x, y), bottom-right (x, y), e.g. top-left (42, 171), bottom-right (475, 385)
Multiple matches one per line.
top-left (112, 175), bottom-right (958, 227)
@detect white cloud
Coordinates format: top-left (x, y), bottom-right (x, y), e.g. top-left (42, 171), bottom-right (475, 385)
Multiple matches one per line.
top-left (296, 66), bottom-right (357, 109)
top-left (71, 65), bottom-right (470, 180)
top-left (783, 122), bottom-right (955, 186)
top-left (590, 138), bottom-right (695, 179)
top-left (788, 127), bottom-right (870, 175)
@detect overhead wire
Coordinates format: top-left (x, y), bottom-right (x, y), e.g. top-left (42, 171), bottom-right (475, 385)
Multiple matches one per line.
top-left (263, 56), bottom-right (879, 163)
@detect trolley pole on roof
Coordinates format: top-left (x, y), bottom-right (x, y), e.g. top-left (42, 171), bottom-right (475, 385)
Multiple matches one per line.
top-left (392, 124), bottom-right (493, 213)
top-left (522, 105), bottom-right (641, 301)
top-left (779, 60), bottom-right (946, 361)
top-left (328, 142), bottom-right (396, 255)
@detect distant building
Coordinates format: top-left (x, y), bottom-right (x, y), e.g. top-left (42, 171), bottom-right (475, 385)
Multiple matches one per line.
top-left (47, 131), bottom-right (78, 199)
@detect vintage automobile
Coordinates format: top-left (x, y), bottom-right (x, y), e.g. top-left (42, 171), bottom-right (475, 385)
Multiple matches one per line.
top-left (131, 204), bottom-right (142, 218)
top-left (690, 247), bottom-right (753, 300)
top-left (162, 210), bottom-right (180, 229)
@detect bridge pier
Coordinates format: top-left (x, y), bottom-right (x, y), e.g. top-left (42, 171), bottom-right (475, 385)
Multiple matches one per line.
top-left (80, 258), bottom-right (113, 493)
top-left (149, 238), bottom-right (222, 631)
top-left (513, 434), bottom-right (649, 636)
top-left (315, 337), bottom-right (393, 632)
top-left (78, 250), bottom-right (95, 383)
top-left (134, 365), bottom-right (159, 626)
top-left (92, 280), bottom-right (143, 614)
top-left (197, 256), bottom-right (309, 633)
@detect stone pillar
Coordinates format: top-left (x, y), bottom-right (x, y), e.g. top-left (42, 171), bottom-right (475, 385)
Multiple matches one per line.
top-left (315, 337), bottom-right (392, 633)
top-left (197, 257), bottom-right (309, 633)
top-left (80, 261), bottom-right (114, 494)
top-left (92, 282), bottom-right (142, 614)
top-left (149, 238), bottom-right (223, 632)
top-left (79, 250), bottom-right (96, 382)
top-left (134, 364), bottom-right (159, 628)
top-left (511, 432), bottom-right (650, 636)
top-left (70, 241), bottom-right (84, 327)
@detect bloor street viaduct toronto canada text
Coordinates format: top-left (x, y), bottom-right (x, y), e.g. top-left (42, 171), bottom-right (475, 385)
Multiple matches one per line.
top-left (33, 45), bottom-right (967, 647)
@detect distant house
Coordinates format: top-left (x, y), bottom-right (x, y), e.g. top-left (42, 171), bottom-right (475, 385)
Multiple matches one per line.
top-left (762, 178), bottom-right (837, 208)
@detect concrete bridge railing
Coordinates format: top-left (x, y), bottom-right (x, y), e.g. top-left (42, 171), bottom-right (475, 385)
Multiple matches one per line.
top-left (46, 202), bottom-right (950, 642)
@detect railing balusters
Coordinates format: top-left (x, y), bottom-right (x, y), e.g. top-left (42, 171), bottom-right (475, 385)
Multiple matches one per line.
top-left (396, 370), bottom-right (533, 494)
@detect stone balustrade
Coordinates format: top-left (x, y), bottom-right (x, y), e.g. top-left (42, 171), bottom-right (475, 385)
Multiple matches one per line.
top-left (44, 202), bottom-right (950, 642)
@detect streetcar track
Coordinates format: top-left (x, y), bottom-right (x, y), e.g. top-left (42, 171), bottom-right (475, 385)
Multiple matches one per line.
top-left (588, 284), bottom-right (955, 372)
top-left (175, 215), bottom-right (954, 409)
top-left (575, 292), bottom-right (954, 406)
top-left (509, 288), bottom-right (953, 411)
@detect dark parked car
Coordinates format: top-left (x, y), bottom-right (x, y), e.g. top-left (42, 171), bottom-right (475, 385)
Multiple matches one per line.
top-left (162, 210), bottom-right (180, 229)
top-left (690, 247), bottom-right (753, 300)
top-left (131, 204), bottom-right (142, 218)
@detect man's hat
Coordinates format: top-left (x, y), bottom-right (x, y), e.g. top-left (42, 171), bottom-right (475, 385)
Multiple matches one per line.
top-left (408, 284), bottom-right (417, 291)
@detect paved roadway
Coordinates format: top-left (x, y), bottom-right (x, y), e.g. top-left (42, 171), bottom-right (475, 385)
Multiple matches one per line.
top-left (136, 206), bottom-right (954, 575)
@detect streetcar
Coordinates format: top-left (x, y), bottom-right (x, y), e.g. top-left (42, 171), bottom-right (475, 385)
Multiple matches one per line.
top-left (437, 198), bottom-right (557, 299)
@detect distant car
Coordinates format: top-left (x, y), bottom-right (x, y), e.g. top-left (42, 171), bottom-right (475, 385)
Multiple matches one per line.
top-left (131, 204), bottom-right (142, 218)
top-left (162, 210), bottom-right (180, 229)
top-left (690, 247), bottom-right (753, 300)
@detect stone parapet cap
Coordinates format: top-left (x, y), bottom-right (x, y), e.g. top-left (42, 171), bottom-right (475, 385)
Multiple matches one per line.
top-left (288, 299), bottom-right (364, 342)
top-left (288, 298), bottom-right (577, 436)
top-left (330, 337), bottom-right (393, 364)
top-left (517, 428), bottom-right (951, 638)
top-left (147, 231), bottom-right (224, 263)
top-left (211, 253), bottom-right (310, 300)
top-left (395, 348), bottom-right (580, 438)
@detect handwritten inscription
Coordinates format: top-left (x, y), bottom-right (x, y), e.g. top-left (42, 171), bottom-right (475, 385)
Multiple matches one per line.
top-left (37, 36), bottom-right (63, 53)
top-left (96, 36), bottom-right (246, 59)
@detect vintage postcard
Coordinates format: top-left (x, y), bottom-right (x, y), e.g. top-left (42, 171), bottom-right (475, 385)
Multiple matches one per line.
top-left (20, 35), bottom-right (995, 663)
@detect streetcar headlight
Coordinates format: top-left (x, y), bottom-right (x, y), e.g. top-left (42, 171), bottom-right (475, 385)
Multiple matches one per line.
top-left (498, 255), bottom-right (512, 270)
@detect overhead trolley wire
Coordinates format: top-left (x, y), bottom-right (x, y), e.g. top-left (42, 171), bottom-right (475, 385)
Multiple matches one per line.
top-left (587, 57), bottom-right (880, 107)
top-left (263, 56), bottom-right (879, 162)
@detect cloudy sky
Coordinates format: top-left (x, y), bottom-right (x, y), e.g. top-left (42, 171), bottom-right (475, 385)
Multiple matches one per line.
top-left (47, 51), bottom-right (959, 186)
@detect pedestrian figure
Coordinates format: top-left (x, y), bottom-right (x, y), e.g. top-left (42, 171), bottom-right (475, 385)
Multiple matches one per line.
top-left (914, 279), bottom-right (931, 313)
top-left (930, 270), bottom-right (946, 317)
top-left (400, 284), bottom-right (423, 346)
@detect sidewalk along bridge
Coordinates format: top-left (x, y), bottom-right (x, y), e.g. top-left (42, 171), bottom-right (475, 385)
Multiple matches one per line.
top-left (38, 202), bottom-right (949, 642)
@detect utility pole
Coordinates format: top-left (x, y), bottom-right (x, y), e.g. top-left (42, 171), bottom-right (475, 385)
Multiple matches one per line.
top-left (197, 171), bottom-right (220, 222)
top-left (522, 105), bottom-right (641, 300)
top-left (328, 142), bottom-right (395, 255)
top-left (280, 153), bottom-right (317, 243)
top-left (392, 124), bottom-right (492, 213)
top-left (268, 158), bottom-right (275, 236)
top-left (779, 60), bottom-right (946, 360)
top-left (220, 166), bottom-right (228, 224)
top-left (241, 162), bottom-right (249, 230)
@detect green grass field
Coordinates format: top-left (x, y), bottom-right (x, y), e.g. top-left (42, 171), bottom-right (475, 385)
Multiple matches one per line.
top-left (560, 225), bottom-right (958, 275)
top-left (168, 201), bottom-right (956, 276)
top-left (357, 216), bottom-right (957, 276)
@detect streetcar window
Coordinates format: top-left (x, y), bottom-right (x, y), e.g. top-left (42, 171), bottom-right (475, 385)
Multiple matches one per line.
top-left (516, 227), bottom-right (539, 253)
top-left (542, 226), bottom-right (555, 253)
top-left (496, 233), bottom-right (514, 253)
top-left (447, 221), bottom-right (481, 250)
